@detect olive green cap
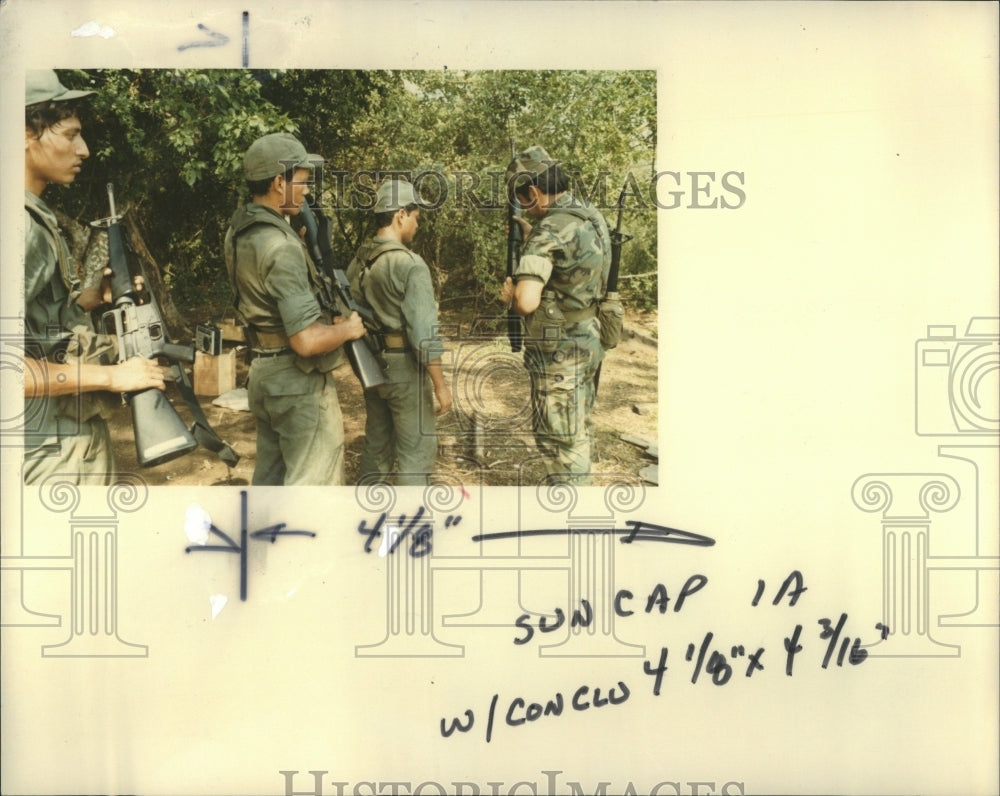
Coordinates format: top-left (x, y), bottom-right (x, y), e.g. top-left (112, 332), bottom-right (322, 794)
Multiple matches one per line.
top-left (373, 179), bottom-right (426, 213)
top-left (26, 70), bottom-right (95, 106)
top-left (244, 133), bottom-right (322, 181)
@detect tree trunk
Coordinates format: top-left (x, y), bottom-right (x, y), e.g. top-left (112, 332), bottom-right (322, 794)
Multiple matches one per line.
top-left (122, 206), bottom-right (190, 339)
top-left (54, 206), bottom-right (190, 340)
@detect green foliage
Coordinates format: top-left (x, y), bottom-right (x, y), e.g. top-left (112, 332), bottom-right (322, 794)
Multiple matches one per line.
top-left (50, 68), bottom-right (657, 316)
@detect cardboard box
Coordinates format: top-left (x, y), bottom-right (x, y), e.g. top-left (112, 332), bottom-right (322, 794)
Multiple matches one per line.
top-left (218, 317), bottom-right (246, 343)
top-left (193, 349), bottom-right (237, 396)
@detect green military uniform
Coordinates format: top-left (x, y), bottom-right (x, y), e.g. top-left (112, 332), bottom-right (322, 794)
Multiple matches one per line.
top-left (224, 203), bottom-right (345, 485)
top-left (346, 235), bottom-right (445, 485)
top-left (23, 190), bottom-right (114, 484)
top-left (515, 191), bottom-right (611, 485)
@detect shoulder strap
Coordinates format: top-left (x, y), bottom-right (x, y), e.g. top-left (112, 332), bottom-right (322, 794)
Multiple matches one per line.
top-left (171, 361), bottom-right (241, 467)
top-left (546, 203), bottom-right (608, 235)
top-left (26, 202), bottom-right (78, 292)
top-left (358, 240), bottom-right (414, 296)
top-left (363, 240), bottom-right (413, 269)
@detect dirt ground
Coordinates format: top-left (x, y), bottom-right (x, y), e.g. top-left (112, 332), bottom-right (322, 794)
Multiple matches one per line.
top-left (108, 309), bottom-right (659, 487)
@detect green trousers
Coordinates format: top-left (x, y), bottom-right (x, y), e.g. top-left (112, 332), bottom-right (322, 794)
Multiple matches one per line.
top-left (248, 356), bottom-right (344, 486)
top-left (358, 353), bottom-right (437, 486)
top-left (23, 417), bottom-right (114, 486)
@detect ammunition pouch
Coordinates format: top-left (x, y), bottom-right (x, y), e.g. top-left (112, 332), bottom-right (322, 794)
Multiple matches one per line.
top-left (597, 291), bottom-right (625, 350)
top-left (57, 325), bottom-right (121, 421)
top-left (381, 330), bottom-right (411, 353)
top-left (525, 293), bottom-right (565, 352)
top-left (246, 326), bottom-right (290, 350)
top-left (296, 348), bottom-right (344, 374)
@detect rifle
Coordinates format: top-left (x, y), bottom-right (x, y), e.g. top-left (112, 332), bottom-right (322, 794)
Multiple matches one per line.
top-left (505, 145), bottom-right (525, 353)
top-left (97, 183), bottom-right (238, 468)
top-left (606, 181), bottom-right (632, 305)
top-left (594, 180), bottom-right (631, 395)
top-left (298, 196), bottom-right (387, 391)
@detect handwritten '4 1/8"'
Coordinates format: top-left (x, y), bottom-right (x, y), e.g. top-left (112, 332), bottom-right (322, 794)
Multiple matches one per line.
top-left (643, 613), bottom-right (889, 691)
top-left (357, 507), bottom-right (463, 558)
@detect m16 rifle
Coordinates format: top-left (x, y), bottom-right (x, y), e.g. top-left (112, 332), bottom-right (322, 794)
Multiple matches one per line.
top-left (505, 147), bottom-right (525, 353)
top-left (97, 183), bottom-right (238, 467)
top-left (298, 196), bottom-right (387, 391)
top-left (594, 180), bottom-right (631, 394)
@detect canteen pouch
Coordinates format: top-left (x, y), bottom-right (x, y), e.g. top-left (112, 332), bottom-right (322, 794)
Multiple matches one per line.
top-left (597, 291), bottom-right (624, 350)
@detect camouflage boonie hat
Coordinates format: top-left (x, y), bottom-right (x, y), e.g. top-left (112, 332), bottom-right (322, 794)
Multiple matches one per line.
top-left (373, 179), bottom-right (427, 213)
top-left (507, 145), bottom-right (557, 190)
top-left (510, 145), bottom-right (556, 176)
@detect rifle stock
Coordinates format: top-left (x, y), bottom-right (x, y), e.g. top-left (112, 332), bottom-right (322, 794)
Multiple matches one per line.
top-left (298, 198), bottom-right (387, 391)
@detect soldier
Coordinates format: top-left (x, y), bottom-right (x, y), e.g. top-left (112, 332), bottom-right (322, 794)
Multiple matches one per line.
top-left (224, 133), bottom-right (365, 485)
top-left (23, 69), bottom-right (166, 485)
top-left (501, 146), bottom-right (612, 485)
top-left (346, 178), bottom-right (452, 485)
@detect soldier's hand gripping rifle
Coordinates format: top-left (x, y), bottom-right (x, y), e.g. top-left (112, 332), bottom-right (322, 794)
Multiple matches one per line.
top-left (298, 196), bottom-right (387, 390)
top-left (96, 183), bottom-right (238, 468)
top-left (505, 151), bottom-right (525, 353)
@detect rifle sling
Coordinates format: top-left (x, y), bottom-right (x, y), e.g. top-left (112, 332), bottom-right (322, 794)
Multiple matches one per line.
top-left (170, 361), bottom-right (240, 467)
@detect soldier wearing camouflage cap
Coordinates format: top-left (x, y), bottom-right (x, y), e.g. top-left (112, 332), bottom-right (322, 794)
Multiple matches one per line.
top-left (224, 132), bottom-right (365, 485)
top-left (345, 178), bottom-right (452, 485)
top-left (23, 70), bottom-right (166, 484)
top-left (501, 146), bottom-right (612, 485)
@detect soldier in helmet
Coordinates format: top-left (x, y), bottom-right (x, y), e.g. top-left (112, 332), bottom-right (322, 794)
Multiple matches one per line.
top-left (346, 178), bottom-right (452, 486)
top-left (501, 146), bottom-right (612, 485)
top-left (23, 69), bottom-right (166, 484)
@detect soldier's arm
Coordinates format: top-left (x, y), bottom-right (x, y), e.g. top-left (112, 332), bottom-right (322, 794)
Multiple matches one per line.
top-left (287, 312), bottom-right (365, 357)
top-left (509, 277), bottom-right (544, 316)
top-left (23, 356), bottom-right (166, 398)
top-left (504, 226), bottom-right (554, 315)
